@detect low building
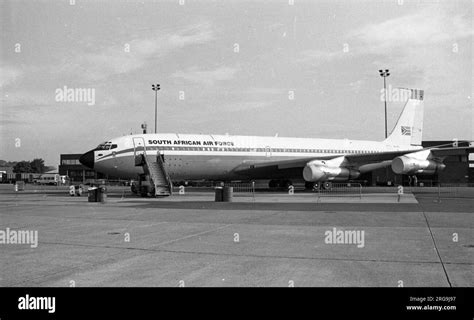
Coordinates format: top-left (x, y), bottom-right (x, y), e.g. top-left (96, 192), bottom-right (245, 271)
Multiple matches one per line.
top-left (0, 166), bottom-right (15, 183)
top-left (58, 154), bottom-right (126, 183)
top-left (469, 153), bottom-right (474, 184)
top-left (0, 166), bottom-right (14, 176)
top-left (58, 154), bottom-right (97, 183)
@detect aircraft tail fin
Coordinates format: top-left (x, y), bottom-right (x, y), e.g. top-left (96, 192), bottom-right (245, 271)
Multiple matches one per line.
top-left (384, 88), bottom-right (424, 147)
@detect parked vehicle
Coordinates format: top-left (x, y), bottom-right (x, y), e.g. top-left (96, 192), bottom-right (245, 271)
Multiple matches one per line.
top-left (34, 174), bottom-right (60, 185)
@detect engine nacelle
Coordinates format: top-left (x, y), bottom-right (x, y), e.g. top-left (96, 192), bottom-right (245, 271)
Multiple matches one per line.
top-left (391, 156), bottom-right (445, 175)
top-left (303, 161), bottom-right (360, 182)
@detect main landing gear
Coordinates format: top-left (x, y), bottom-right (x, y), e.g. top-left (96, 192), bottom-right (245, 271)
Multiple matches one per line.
top-left (408, 175), bottom-right (418, 186)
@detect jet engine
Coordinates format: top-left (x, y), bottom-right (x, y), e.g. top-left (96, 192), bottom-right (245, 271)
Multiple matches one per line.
top-left (391, 156), bottom-right (445, 175)
top-left (303, 160), bottom-right (360, 182)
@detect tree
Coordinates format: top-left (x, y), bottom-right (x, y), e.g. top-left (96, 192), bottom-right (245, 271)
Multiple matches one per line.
top-left (30, 158), bottom-right (46, 173)
top-left (13, 161), bottom-right (32, 173)
top-left (0, 160), bottom-right (17, 167)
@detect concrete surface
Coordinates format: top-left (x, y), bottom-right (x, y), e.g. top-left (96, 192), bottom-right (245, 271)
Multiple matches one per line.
top-left (0, 184), bottom-right (472, 287)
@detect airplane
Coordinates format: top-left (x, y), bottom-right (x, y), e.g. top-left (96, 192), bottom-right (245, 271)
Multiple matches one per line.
top-left (79, 88), bottom-right (473, 195)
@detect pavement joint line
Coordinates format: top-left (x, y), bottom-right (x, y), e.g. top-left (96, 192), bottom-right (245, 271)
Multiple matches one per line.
top-left (11, 253), bottom-right (469, 288)
top-left (0, 219), bottom-right (449, 229)
top-left (237, 210), bottom-right (295, 224)
top-left (4, 226), bottom-right (241, 286)
top-left (4, 212), bottom-right (473, 229)
top-left (36, 240), bottom-right (463, 266)
top-left (0, 209), bottom-right (428, 218)
top-left (1, 201), bottom-right (428, 211)
top-left (152, 223), bottom-right (234, 247)
top-left (416, 196), bottom-right (474, 201)
top-left (418, 202), bottom-right (453, 288)
top-left (33, 223), bottom-right (233, 250)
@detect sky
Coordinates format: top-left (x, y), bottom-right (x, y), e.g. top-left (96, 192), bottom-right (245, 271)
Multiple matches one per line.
top-left (1, 0), bottom-right (472, 166)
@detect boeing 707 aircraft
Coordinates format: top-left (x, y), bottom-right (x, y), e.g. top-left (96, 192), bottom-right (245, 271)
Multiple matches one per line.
top-left (79, 88), bottom-right (472, 195)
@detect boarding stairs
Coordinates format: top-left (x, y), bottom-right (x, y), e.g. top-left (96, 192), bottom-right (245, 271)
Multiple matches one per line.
top-left (135, 153), bottom-right (172, 197)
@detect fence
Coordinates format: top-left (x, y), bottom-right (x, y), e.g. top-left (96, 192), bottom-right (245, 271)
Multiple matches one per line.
top-left (316, 183), bottom-right (474, 201)
top-left (167, 181), bottom-right (256, 199)
top-left (76, 180), bottom-right (472, 202)
top-left (317, 182), bottom-right (362, 199)
top-left (223, 181), bottom-right (255, 194)
top-left (403, 183), bottom-right (474, 201)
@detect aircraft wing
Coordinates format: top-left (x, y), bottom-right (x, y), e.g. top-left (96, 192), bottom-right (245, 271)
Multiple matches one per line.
top-left (345, 146), bottom-right (473, 165)
top-left (232, 146), bottom-right (473, 178)
top-left (429, 146), bottom-right (474, 157)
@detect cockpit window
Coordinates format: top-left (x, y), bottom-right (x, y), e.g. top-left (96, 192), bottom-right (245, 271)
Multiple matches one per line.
top-left (95, 140), bottom-right (118, 151)
top-left (96, 142), bottom-right (114, 150)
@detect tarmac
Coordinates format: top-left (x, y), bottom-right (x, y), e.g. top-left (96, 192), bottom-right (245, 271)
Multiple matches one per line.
top-left (0, 184), bottom-right (472, 287)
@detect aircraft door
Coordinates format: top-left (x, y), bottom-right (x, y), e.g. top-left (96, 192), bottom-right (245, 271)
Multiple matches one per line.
top-left (265, 146), bottom-right (272, 158)
top-left (112, 149), bottom-right (118, 169)
top-left (132, 137), bottom-right (147, 157)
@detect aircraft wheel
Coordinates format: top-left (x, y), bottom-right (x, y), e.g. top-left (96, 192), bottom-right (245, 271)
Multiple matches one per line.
top-left (268, 180), bottom-right (278, 189)
top-left (323, 182), bottom-right (332, 190)
top-left (149, 187), bottom-right (156, 198)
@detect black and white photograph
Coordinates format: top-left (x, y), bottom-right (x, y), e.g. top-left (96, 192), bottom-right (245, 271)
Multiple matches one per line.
top-left (0, 0), bottom-right (473, 317)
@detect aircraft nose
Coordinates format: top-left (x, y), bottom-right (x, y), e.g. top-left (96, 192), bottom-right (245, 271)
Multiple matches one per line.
top-left (79, 150), bottom-right (95, 169)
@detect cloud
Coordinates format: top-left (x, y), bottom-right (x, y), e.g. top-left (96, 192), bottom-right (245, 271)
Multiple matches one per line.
top-left (348, 10), bottom-right (473, 54)
top-left (349, 10), bottom-right (472, 53)
top-left (54, 21), bottom-right (216, 82)
top-left (167, 22), bottom-right (215, 48)
top-left (0, 89), bottom-right (54, 110)
top-left (0, 65), bottom-right (23, 88)
top-left (172, 66), bottom-right (239, 85)
top-left (222, 101), bottom-right (272, 112)
top-left (298, 9), bottom-right (472, 65)
top-left (297, 49), bottom-right (347, 66)
top-left (245, 87), bottom-right (283, 95)
top-left (352, 10), bottom-right (472, 91)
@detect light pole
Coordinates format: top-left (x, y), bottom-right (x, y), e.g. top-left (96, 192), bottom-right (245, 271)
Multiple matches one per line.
top-left (379, 69), bottom-right (390, 139)
top-left (151, 84), bottom-right (160, 133)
